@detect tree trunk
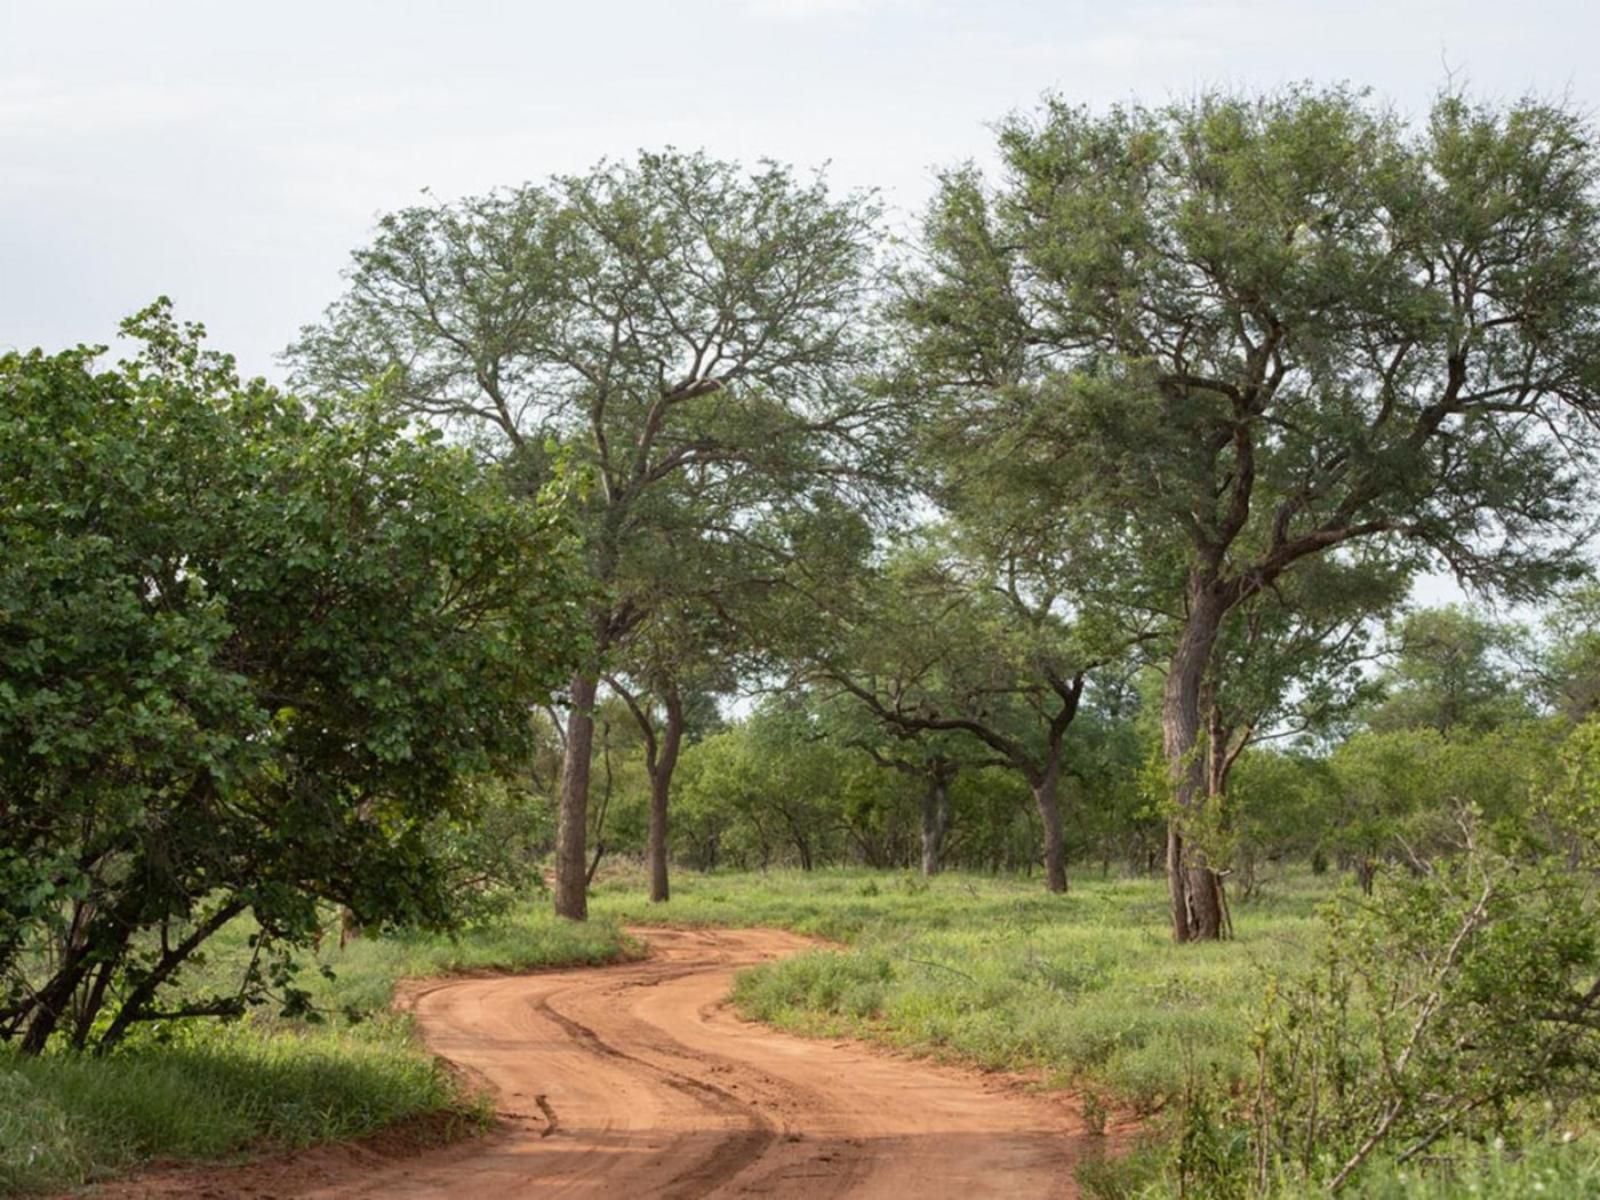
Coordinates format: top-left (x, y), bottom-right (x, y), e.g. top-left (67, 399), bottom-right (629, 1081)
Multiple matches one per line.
top-left (1032, 764), bottom-right (1068, 894)
top-left (96, 901), bottom-right (244, 1053)
top-left (1163, 580), bottom-right (1228, 942)
top-left (647, 689), bottom-right (684, 904)
top-left (555, 670), bottom-right (598, 921)
top-left (20, 960), bottom-right (89, 1054)
top-left (920, 771), bottom-right (951, 877)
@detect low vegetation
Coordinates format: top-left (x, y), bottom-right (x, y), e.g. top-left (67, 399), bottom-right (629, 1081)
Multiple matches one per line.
top-left (0, 908), bottom-right (635, 1195)
top-left (1, 1021), bottom-right (456, 1196)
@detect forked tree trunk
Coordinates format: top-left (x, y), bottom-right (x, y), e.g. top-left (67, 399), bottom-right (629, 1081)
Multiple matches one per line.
top-left (647, 690), bottom-right (685, 904)
top-left (1163, 581), bottom-right (1228, 942)
top-left (920, 770), bottom-right (952, 876)
top-left (1032, 762), bottom-right (1068, 894)
top-left (555, 670), bottom-right (598, 921)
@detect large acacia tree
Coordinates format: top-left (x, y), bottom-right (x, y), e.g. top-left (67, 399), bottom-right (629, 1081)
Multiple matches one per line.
top-left (901, 87), bottom-right (1600, 939)
top-left (289, 152), bottom-right (887, 919)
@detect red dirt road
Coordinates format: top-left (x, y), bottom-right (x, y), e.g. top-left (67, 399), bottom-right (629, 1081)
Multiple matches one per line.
top-left (87, 927), bottom-right (1091, 1198)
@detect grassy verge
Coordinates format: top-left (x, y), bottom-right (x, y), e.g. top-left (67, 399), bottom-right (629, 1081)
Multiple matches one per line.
top-left (596, 865), bottom-right (1326, 1112)
top-left (594, 865), bottom-right (1600, 1198)
top-left (1081, 1134), bottom-right (1600, 1200)
top-left (0, 902), bottom-right (637, 1196)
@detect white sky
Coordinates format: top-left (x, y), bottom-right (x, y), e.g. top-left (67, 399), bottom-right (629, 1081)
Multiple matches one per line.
top-left (4, 0), bottom-right (1596, 382)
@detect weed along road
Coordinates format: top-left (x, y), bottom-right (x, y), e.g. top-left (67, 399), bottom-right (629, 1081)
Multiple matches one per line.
top-left (322, 926), bottom-right (1086, 1199)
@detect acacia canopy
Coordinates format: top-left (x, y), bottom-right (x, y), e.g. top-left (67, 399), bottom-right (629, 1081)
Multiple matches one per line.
top-left (289, 150), bottom-right (890, 919)
top-left (900, 87), bottom-right (1600, 938)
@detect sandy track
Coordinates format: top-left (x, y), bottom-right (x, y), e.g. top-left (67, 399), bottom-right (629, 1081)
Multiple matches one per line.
top-left (88, 926), bottom-right (1089, 1198)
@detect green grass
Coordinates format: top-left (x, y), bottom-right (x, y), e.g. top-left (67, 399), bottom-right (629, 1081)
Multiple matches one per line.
top-left (10, 865), bottom-right (1597, 1198)
top-left (0, 1021), bottom-right (457, 1196)
top-left (1077, 1134), bottom-right (1600, 1200)
top-left (594, 865), bottom-right (1600, 1197)
top-left (1334, 1141), bottom-right (1600, 1199)
top-left (0, 901), bottom-right (638, 1195)
top-left (595, 865), bottom-right (1328, 1112)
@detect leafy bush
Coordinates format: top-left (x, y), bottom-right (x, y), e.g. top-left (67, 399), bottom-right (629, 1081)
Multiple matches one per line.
top-left (1127, 813), bottom-right (1600, 1198)
top-left (0, 304), bottom-right (583, 1053)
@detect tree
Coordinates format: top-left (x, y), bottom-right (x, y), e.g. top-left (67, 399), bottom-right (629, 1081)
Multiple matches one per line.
top-left (0, 304), bottom-right (581, 1052)
top-left (1366, 605), bottom-right (1531, 736)
top-left (672, 704), bottom-right (857, 871)
top-left (813, 694), bottom-right (976, 876)
top-left (805, 534), bottom-right (1139, 893)
top-left (1174, 557), bottom-right (1398, 904)
top-left (900, 87), bottom-right (1600, 939)
top-left (287, 152), bottom-right (887, 919)
top-left (606, 602), bottom-right (732, 903)
top-left (1535, 584), bottom-right (1600, 721)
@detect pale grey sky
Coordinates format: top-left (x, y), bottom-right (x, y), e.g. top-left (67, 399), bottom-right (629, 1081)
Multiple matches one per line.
top-left (3, 1), bottom-right (1596, 380)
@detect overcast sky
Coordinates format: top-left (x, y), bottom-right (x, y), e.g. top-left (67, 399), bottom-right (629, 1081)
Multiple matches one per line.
top-left (3, 0), bottom-right (1595, 382)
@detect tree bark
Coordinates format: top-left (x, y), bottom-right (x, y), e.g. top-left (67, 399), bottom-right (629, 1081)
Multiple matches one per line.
top-left (20, 951), bottom-right (91, 1054)
top-left (96, 901), bottom-right (245, 1053)
top-left (1032, 763), bottom-right (1068, 894)
top-left (647, 688), bottom-right (684, 904)
top-left (1163, 579), bottom-right (1228, 941)
top-left (19, 893), bottom-right (127, 1054)
top-left (555, 670), bottom-right (598, 921)
top-left (920, 768), bottom-right (952, 877)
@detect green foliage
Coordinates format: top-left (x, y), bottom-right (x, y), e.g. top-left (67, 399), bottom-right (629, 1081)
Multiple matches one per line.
top-left (1538, 584), bottom-right (1600, 722)
top-left (1320, 723), bottom-right (1564, 883)
top-left (1543, 717), bottom-right (1600, 867)
top-left (672, 703), bottom-right (870, 871)
top-left (905, 88), bottom-right (1600, 606)
top-left (1223, 750), bottom-right (1336, 894)
top-left (284, 151), bottom-right (891, 695)
top-left (670, 701), bottom-right (1069, 875)
top-left (0, 303), bottom-right (583, 1051)
top-left (1247, 823), bottom-right (1600, 1192)
top-left (1366, 607), bottom-right (1532, 737)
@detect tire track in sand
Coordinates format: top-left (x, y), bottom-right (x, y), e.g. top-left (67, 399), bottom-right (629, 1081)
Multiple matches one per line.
top-left (84, 926), bottom-right (1092, 1198)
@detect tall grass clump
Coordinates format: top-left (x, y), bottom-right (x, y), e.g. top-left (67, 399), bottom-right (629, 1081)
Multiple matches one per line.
top-left (0, 1019), bottom-right (463, 1194)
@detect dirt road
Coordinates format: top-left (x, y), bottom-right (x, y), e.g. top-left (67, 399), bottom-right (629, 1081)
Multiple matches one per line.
top-left (94, 927), bottom-right (1091, 1198)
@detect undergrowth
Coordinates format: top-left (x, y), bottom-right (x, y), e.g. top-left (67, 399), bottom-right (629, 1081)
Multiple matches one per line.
top-left (0, 904), bottom-right (636, 1195)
